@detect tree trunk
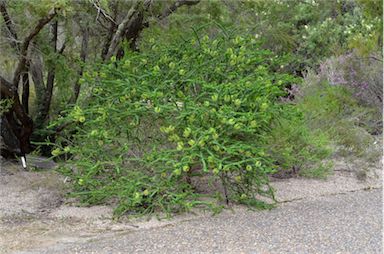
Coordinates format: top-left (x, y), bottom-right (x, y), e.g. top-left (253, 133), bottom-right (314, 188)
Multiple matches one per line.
top-left (0, 5), bottom-right (57, 158)
top-left (40, 21), bottom-right (58, 125)
top-left (104, 1), bottom-right (145, 60)
top-left (21, 72), bottom-right (29, 114)
top-left (101, 20), bottom-right (117, 61)
top-left (0, 76), bottom-right (33, 155)
top-left (30, 49), bottom-right (46, 122)
top-left (69, 25), bottom-right (89, 104)
top-left (117, 6), bottom-right (147, 57)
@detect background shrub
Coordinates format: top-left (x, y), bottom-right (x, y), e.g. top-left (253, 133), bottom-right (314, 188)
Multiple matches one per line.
top-left (265, 113), bottom-right (332, 179)
top-left (318, 51), bottom-right (383, 115)
top-left (297, 70), bottom-right (381, 161)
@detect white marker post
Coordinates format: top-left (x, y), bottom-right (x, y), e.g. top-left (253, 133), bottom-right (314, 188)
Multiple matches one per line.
top-left (21, 156), bottom-right (27, 169)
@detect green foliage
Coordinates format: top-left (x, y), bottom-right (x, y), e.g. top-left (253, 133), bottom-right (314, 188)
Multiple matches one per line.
top-left (0, 99), bottom-right (13, 116)
top-left (53, 34), bottom-right (300, 216)
top-left (265, 112), bottom-right (332, 179)
top-left (219, 0), bottom-right (383, 70)
top-left (345, 0), bottom-right (382, 56)
top-left (317, 52), bottom-right (383, 114)
top-left (298, 73), bottom-right (379, 159)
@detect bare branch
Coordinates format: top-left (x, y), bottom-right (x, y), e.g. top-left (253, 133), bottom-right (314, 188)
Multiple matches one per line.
top-left (41, 21), bottom-right (58, 122)
top-left (100, 0), bottom-right (119, 60)
top-left (158, 0), bottom-right (200, 20)
top-left (30, 47), bottom-right (45, 108)
top-left (92, 0), bottom-right (117, 25)
top-left (97, 17), bottom-right (110, 30)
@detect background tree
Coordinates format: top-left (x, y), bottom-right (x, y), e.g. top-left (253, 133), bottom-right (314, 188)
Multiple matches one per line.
top-left (0, 0), bottom-right (201, 156)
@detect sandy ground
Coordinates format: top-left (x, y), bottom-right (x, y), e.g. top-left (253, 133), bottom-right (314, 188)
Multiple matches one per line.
top-left (0, 155), bottom-right (382, 254)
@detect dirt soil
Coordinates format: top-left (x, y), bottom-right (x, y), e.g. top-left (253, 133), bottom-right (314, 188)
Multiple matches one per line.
top-left (0, 155), bottom-right (382, 254)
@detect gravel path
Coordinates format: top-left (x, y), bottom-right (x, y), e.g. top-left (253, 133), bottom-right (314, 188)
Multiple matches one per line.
top-left (1, 156), bottom-right (382, 254)
top-left (20, 189), bottom-right (383, 254)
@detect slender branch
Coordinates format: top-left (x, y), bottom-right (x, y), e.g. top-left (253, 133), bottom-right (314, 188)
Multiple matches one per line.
top-left (43, 21), bottom-right (58, 122)
top-left (12, 7), bottom-right (58, 88)
top-left (97, 17), bottom-right (110, 30)
top-left (30, 46), bottom-right (45, 106)
top-left (100, 0), bottom-right (118, 60)
top-left (158, 0), bottom-right (200, 20)
top-left (92, 0), bottom-right (117, 25)
top-left (367, 56), bottom-right (383, 62)
top-left (0, 0), bottom-right (19, 50)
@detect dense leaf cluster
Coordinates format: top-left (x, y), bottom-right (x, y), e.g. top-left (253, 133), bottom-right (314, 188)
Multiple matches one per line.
top-left (54, 35), bottom-right (301, 216)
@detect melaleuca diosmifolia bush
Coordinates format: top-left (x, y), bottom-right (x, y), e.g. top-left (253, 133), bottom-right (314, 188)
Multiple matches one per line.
top-left (53, 35), bottom-right (300, 216)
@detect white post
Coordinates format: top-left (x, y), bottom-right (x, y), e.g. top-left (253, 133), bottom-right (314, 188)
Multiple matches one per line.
top-left (21, 156), bottom-right (27, 169)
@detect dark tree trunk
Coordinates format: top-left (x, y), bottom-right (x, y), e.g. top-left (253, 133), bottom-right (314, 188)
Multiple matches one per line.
top-left (30, 50), bottom-right (46, 114)
top-left (21, 72), bottom-right (29, 114)
top-left (101, 21), bottom-right (117, 61)
top-left (0, 76), bottom-right (33, 156)
top-left (33, 21), bottom-right (58, 129)
top-left (69, 25), bottom-right (89, 104)
top-left (116, 7), bottom-right (147, 58)
top-left (0, 6), bottom-right (57, 159)
top-left (0, 115), bottom-right (21, 157)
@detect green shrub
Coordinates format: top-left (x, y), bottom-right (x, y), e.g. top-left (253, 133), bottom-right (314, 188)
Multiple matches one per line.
top-left (53, 34), bottom-right (301, 216)
top-left (229, 0), bottom-right (382, 71)
top-left (318, 51), bottom-right (383, 117)
top-left (265, 113), bottom-right (332, 179)
top-left (298, 72), bottom-right (380, 159)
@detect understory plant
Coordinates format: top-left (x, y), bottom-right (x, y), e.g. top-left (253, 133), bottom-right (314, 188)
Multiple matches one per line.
top-left (297, 70), bottom-right (381, 161)
top-left (52, 34), bottom-right (313, 217)
top-left (0, 99), bottom-right (13, 116)
top-left (318, 51), bottom-right (383, 116)
top-left (265, 113), bottom-right (332, 179)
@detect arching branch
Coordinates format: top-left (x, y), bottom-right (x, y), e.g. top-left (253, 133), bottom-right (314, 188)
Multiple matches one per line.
top-left (158, 0), bottom-right (200, 20)
top-left (12, 7), bottom-right (58, 88)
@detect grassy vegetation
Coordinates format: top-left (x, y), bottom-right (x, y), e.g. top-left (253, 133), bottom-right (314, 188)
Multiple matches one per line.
top-left (298, 71), bottom-right (381, 160)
